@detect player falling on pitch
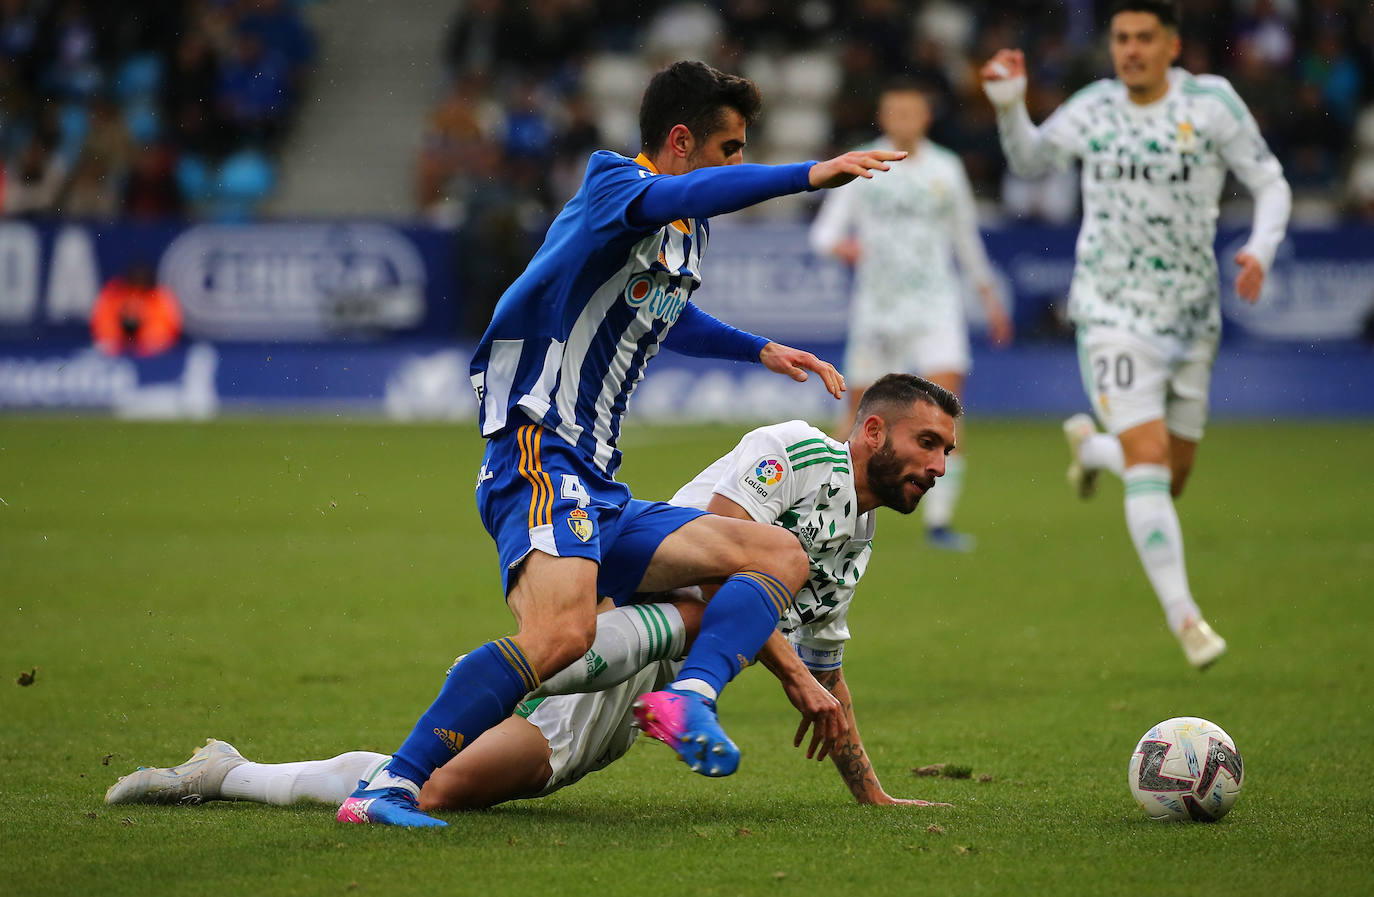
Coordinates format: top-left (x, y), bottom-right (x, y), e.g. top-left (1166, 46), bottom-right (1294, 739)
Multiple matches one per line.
top-left (981, 0), bottom-right (1290, 668)
top-left (331, 61), bottom-right (906, 826)
top-left (106, 375), bottom-right (960, 812)
top-left (810, 80), bottom-right (1012, 553)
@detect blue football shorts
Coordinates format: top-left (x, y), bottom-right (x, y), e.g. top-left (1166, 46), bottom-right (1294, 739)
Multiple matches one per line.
top-left (475, 423), bottom-right (706, 604)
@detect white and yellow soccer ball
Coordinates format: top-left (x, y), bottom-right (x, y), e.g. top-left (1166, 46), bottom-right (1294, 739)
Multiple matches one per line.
top-left (1128, 717), bottom-right (1244, 822)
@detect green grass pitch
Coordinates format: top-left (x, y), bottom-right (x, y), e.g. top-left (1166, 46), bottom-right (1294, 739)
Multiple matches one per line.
top-left (2, 416), bottom-right (1371, 896)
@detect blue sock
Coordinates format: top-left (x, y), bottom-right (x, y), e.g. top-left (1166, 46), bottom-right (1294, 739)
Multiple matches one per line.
top-left (675, 571), bottom-right (792, 695)
top-left (386, 637), bottom-right (539, 786)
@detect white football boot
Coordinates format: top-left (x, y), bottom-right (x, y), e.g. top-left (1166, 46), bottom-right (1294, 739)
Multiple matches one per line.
top-left (1062, 413), bottom-right (1100, 500)
top-left (105, 738), bottom-right (247, 805)
top-left (1178, 618), bottom-right (1227, 670)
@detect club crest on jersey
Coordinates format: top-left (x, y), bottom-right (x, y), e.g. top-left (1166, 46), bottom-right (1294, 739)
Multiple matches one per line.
top-left (568, 507), bottom-right (594, 542)
top-left (1175, 121), bottom-right (1197, 154)
top-left (623, 272), bottom-right (686, 323)
top-left (740, 456), bottom-right (785, 500)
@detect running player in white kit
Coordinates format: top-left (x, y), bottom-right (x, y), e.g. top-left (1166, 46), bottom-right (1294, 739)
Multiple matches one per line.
top-left (981, 0), bottom-right (1291, 668)
top-left (811, 82), bottom-right (1012, 553)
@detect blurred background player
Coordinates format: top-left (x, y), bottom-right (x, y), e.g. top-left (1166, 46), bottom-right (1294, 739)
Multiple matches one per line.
top-left (981, 0), bottom-right (1291, 668)
top-left (107, 375), bottom-right (961, 813)
top-left (342, 61), bottom-right (907, 827)
top-left (810, 81), bottom-right (1011, 553)
top-left (90, 262), bottom-right (183, 358)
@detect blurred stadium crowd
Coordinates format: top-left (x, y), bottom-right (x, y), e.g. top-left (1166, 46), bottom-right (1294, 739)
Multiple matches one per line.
top-left (416, 0), bottom-right (1374, 221)
top-left (4, 0), bottom-right (1374, 231)
top-left (0, 0), bottom-right (313, 220)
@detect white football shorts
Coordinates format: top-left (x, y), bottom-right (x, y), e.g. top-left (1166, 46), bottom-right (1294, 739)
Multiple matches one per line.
top-left (844, 316), bottom-right (971, 384)
top-left (522, 659), bottom-right (680, 797)
top-left (1075, 326), bottom-right (1219, 441)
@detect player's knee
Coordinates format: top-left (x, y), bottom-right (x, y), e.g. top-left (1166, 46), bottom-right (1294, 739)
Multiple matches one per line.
top-left (1124, 440), bottom-right (1169, 467)
top-left (418, 773), bottom-right (465, 811)
top-left (753, 525), bottom-right (808, 592)
top-left (523, 617), bottom-right (596, 677)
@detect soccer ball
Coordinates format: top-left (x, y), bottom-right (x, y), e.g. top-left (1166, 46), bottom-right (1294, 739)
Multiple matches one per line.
top-left (1127, 716), bottom-right (1243, 822)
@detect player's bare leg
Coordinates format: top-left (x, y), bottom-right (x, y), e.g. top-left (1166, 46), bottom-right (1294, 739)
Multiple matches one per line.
top-left (921, 370), bottom-right (973, 552)
top-left (340, 554), bottom-right (599, 827)
top-left (1118, 420), bottom-right (1224, 668)
top-left (419, 716), bottom-right (555, 811)
top-left (531, 594), bottom-right (704, 697)
top-left (1167, 433), bottom-right (1198, 498)
top-left (504, 554), bottom-right (602, 677)
top-left (633, 514), bottom-right (808, 775)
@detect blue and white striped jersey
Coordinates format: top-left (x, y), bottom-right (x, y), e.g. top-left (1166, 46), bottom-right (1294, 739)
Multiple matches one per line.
top-left (469, 151), bottom-right (712, 475)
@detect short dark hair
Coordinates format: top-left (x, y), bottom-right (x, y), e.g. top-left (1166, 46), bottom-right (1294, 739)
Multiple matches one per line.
top-left (1108, 0), bottom-right (1181, 29)
top-left (855, 373), bottom-right (962, 424)
top-left (879, 78), bottom-right (930, 100)
top-left (638, 60), bottom-right (763, 151)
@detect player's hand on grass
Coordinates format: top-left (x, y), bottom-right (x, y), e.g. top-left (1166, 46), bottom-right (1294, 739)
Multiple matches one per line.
top-left (808, 150), bottom-right (907, 190)
top-left (862, 793), bottom-right (955, 808)
top-left (760, 342), bottom-right (846, 399)
top-left (1233, 251), bottom-right (1265, 303)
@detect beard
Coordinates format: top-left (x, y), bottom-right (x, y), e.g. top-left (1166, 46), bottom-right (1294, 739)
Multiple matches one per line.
top-left (865, 441), bottom-right (935, 515)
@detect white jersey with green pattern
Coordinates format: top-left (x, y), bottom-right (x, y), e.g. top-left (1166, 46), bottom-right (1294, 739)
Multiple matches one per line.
top-left (996, 68), bottom-right (1287, 342)
top-left (810, 138), bottom-right (995, 329)
top-left (669, 419), bottom-right (874, 666)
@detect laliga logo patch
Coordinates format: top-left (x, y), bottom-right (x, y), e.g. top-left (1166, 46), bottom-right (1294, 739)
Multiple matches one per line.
top-left (739, 456), bottom-right (785, 500)
top-left (756, 458), bottom-right (785, 486)
top-left (568, 507), bottom-right (594, 543)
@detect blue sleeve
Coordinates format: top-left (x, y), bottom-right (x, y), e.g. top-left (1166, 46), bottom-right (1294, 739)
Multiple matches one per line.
top-left (582, 153), bottom-right (661, 237)
top-left (664, 301), bottom-right (770, 362)
top-left (628, 162), bottom-right (816, 229)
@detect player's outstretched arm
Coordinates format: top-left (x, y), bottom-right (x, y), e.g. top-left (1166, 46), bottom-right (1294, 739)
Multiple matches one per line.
top-left (980, 48), bottom-right (1069, 179)
top-left (809, 667), bottom-right (953, 807)
top-left (760, 342), bottom-right (845, 399)
top-left (754, 631), bottom-right (846, 759)
top-left (807, 149), bottom-right (908, 190)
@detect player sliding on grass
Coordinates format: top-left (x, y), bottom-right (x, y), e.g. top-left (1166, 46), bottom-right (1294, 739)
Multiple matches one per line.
top-left (981, 0), bottom-right (1290, 669)
top-left (107, 375), bottom-right (960, 812)
top-left (329, 61), bottom-right (906, 826)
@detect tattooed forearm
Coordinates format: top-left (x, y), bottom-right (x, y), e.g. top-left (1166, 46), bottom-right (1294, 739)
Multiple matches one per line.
top-left (834, 740), bottom-right (879, 800)
top-left (815, 670), bottom-right (852, 714)
top-left (815, 668), bottom-right (883, 801)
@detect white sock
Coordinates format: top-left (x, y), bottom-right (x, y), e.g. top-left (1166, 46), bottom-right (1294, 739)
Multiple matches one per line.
top-left (529, 603), bottom-right (687, 699)
top-left (1122, 464), bottom-right (1200, 634)
top-left (220, 752), bottom-right (391, 805)
top-left (1080, 433), bottom-right (1125, 477)
top-left (923, 453), bottom-right (965, 529)
top-left (670, 677), bottom-right (718, 702)
top-left (367, 767), bottom-right (421, 799)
